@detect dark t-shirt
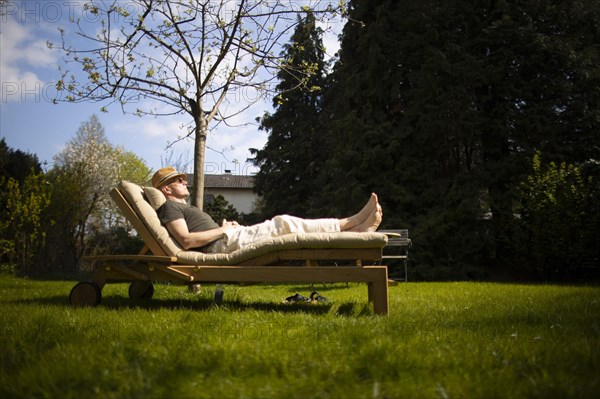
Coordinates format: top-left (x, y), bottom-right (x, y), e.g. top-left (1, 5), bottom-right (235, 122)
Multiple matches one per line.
top-left (157, 200), bottom-right (219, 232)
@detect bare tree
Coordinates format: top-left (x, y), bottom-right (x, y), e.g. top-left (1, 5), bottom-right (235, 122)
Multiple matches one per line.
top-left (51, 0), bottom-right (343, 207)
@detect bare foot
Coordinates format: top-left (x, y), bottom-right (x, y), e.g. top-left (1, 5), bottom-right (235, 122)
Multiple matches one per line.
top-left (350, 205), bottom-right (382, 232)
top-left (344, 193), bottom-right (379, 230)
top-left (368, 205), bottom-right (383, 231)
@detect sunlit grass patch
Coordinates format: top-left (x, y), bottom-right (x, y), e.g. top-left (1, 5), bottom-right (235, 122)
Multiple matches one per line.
top-left (1, 275), bottom-right (598, 398)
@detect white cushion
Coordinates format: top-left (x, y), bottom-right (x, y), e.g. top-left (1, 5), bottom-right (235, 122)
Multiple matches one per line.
top-left (142, 186), bottom-right (166, 210)
top-left (176, 232), bottom-right (388, 265)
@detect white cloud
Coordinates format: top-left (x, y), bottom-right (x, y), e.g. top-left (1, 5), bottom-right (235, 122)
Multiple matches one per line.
top-left (0, 14), bottom-right (58, 102)
top-left (206, 122), bottom-right (268, 175)
top-left (112, 113), bottom-right (189, 140)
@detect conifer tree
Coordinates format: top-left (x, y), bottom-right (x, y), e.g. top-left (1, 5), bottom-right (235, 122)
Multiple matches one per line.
top-left (318, 0), bottom-right (600, 275)
top-left (251, 12), bottom-right (329, 217)
top-left (313, 0), bottom-right (413, 220)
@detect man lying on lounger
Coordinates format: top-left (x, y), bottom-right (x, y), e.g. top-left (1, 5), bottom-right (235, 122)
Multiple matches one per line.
top-left (152, 167), bottom-right (383, 254)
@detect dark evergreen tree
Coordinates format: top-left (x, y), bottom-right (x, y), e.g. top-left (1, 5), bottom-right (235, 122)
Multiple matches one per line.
top-left (250, 0), bottom-right (599, 278)
top-left (204, 194), bottom-right (241, 226)
top-left (250, 12), bottom-right (329, 218)
top-left (316, 0), bottom-right (600, 277)
top-left (0, 139), bottom-right (42, 183)
top-left (312, 0), bottom-right (409, 218)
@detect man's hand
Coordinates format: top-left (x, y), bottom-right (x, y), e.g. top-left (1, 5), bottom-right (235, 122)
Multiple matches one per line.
top-left (221, 219), bottom-right (240, 230)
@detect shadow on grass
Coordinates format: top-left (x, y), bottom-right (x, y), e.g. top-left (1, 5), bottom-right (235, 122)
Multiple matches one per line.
top-left (8, 293), bottom-right (345, 316)
top-left (335, 302), bottom-right (374, 317)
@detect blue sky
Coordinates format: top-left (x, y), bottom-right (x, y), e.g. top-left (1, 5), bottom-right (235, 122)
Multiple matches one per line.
top-left (1, 1), bottom-right (341, 175)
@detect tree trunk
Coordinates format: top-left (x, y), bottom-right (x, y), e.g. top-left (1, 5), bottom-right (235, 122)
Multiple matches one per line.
top-left (481, 129), bottom-right (514, 264)
top-left (193, 116), bottom-right (208, 209)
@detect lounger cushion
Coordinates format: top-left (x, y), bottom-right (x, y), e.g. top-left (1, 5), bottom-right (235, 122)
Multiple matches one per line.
top-left (143, 186), bottom-right (166, 210)
top-left (120, 181), bottom-right (182, 255)
top-left (118, 181), bottom-right (388, 264)
top-left (176, 231), bottom-right (388, 265)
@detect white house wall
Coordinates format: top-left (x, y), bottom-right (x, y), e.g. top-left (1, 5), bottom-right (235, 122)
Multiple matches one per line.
top-left (205, 188), bottom-right (257, 214)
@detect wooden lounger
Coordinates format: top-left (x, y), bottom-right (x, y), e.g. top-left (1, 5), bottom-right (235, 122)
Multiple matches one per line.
top-left (69, 181), bottom-right (390, 315)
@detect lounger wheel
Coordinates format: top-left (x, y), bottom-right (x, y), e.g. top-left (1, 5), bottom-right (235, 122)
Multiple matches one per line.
top-left (69, 281), bottom-right (102, 307)
top-left (129, 281), bottom-right (154, 299)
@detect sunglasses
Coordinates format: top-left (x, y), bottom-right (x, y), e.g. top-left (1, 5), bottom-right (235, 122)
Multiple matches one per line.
top-left (168, 177), bottom-right (187, 185)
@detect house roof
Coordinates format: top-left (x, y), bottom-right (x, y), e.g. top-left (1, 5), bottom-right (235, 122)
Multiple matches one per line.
top-left (186, 173), bottom-right (254, 189)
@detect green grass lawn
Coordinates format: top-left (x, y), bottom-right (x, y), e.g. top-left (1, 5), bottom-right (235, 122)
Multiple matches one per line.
top-left (1, 274), bottom-right (598, 398)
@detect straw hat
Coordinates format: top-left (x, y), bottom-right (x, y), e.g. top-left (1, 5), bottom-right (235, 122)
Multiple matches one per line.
top-left (151, 167), bottom-right (187, 188)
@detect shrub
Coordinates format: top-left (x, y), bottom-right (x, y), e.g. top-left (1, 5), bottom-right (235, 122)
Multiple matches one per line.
top-left (0, 173), bottom-right (50, 276)
top-left (515, 152), bottom-right (599, 278)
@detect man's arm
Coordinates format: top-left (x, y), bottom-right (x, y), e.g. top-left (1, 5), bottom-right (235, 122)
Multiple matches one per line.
top-left (165, 218), bottom-right (237, 250)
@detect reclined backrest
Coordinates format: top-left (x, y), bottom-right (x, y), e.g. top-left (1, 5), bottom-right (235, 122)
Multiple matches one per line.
top-left (111, 181), bottom-right (182, 256)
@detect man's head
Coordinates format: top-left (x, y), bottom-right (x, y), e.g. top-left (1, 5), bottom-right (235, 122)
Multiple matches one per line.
top-left (152, 166), bottom-right (187, 188)
top-left (151, 167), bottom-right (189, 201)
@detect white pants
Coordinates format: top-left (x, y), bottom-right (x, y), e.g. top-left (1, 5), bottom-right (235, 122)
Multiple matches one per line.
top-left (209, 215), bottom-right (340, 254)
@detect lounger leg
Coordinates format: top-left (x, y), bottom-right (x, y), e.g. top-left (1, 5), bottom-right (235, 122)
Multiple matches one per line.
top-left (370, 267), bottom-right (389, 315)
top-left (93, 268), bottom-right (106, 290)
